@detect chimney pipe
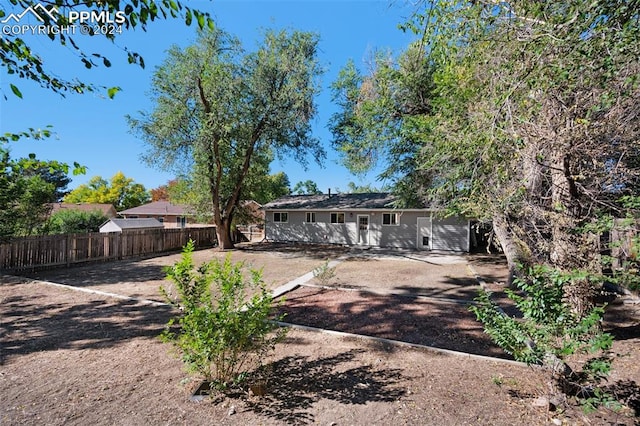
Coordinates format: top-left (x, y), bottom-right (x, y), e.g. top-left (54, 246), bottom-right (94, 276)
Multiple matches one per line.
top-left (328, 188), bottom-right (331, 197)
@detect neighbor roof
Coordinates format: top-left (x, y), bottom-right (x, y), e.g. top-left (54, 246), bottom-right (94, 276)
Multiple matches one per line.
top-left (50, 203), bottom-right (117, 217)
top-left (119, 201), bottom-right (193, 216)
top-left (105, 218), bottom-right (164, 230)
top-left (263, 193), bottom-right (406, 210)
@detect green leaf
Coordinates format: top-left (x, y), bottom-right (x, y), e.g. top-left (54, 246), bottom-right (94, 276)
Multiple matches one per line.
top-left (185, 8), bottom-right (192, 26)
top-left (196, 12), bottom-right (205, 30)
top-left (107, 86), bottom-right (121, 99)
top-left (10, 84), bottom-right (23, 98)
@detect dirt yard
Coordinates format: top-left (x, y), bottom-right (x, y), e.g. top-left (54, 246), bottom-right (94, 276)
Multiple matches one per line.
top-left (1, 243), bottom-right (639, 425)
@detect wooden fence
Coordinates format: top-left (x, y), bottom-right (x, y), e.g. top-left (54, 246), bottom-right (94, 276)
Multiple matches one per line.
top-left (0, 227), bottom-right (217, 273)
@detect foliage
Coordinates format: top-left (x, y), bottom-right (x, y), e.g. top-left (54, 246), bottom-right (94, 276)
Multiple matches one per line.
top-left (249, 171), bottom-right (291, 204)
top-left (1, 0), bottom-right (214, 100)
top-left (129, 26), bottom-right (325, 249)
top-left (161, 241), bottom-right (287, 389)
top-left (344, 181), bottom-right (384, 194)
top-left (471, 265), bottom-right (614, 406)
top-left (44, 209), bottom-right (108, 234)
top-left (0, 147), bottom-right (74, 240)
top-left (331, 0), bottom-right (640, 277)
top-left (292, 179), bottom-right (322, 195)
top-left (313, 260), bottom-right (337, 286)
top-left (64, 171), bottom-right (150, 210)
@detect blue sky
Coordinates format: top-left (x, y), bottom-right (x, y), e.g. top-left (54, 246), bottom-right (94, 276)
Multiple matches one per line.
top-left (1, 0), bottom-right (418, 194)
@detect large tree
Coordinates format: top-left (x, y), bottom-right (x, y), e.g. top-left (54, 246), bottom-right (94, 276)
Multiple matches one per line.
top-left (64, 171), bottom-right (150, 210)
top-left (331, 0), bottom-right (640, 283)
top-left (292, 179), bottom-right (322, 195)
top-left (330, 0), bottom-right (640, 401)
top-left (129, 28), bottom-right (325, 249)
top-left (0, 149), bottom-right (73, 239)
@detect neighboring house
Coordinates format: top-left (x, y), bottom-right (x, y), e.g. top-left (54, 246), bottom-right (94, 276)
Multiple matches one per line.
top-left (99, 218), bottom-right (164, 233)
top-left (119, 201), bottom-right (194, 228)
top-left (49, 203), bottom-right (117, 219)
top-left (262, 192), bottom-right (471, 252)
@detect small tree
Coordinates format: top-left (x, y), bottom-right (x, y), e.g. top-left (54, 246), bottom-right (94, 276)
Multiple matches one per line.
top-left (161, 241), bottom-right (287, 390)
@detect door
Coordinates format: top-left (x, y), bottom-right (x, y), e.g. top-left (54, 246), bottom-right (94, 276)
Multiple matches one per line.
top-left (417, 217), bottom-right (432, 250)
top-left (357, 215), bottom-right (369, 245)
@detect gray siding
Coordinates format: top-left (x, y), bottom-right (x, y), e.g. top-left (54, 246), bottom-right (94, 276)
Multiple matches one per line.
top-left (432, 216), bottom-right (469, 251)
top-left (265, 209), bottom-right (469, 252)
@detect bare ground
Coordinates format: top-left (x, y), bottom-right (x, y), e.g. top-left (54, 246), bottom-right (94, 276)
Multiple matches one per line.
top-left (1, 243), bottom-right (639, 425)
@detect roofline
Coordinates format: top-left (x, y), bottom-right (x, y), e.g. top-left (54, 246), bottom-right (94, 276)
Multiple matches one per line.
top-left (263, 208), bottom-right (439, 212)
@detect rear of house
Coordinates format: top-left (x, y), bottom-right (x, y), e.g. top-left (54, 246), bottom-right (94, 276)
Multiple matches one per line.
top-left (262, 193), bottom-right (470, 252)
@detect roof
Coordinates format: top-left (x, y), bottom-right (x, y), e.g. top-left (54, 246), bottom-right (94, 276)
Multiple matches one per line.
top-left (119, 201), bottom-right (193, 216)
top-left (103, 218), bottom-right (164, 230)
top-left (50, 203), bottom-right (117, 217)
top-left (263, 193), bottom-right (406, 210)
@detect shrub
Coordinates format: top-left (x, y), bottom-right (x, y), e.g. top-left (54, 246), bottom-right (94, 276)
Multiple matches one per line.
top-left (313, 260), bottom-right (336, 285)
top-left (471, 265), bottom-right (614, 408)
top-left (45, 209), bottom-right (108, 234)
top-left (161, 241), bottom-right (287, 390)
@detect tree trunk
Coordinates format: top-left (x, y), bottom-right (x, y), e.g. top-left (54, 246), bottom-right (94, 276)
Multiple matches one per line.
top-left (216, 217), bottom-right (235, 250)
top-left (492, 212), bottom-right (527, 287)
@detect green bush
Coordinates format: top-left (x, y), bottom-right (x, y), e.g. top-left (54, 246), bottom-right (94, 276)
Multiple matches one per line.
top-left (161, 241), bottom-right (287, 390)
top-left (45, 209), bottom-right (108, 234)
top-left (471, 265), bottom-right (614, 407)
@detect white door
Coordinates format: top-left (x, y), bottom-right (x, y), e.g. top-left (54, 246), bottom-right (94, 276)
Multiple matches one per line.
top-left (357, 215), bottom-right (369, 245)
top-left (417, 217), bottom-right (432, 250)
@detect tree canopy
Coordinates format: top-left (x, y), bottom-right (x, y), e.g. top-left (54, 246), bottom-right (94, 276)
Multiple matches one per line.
top-left (292, 179), bottom-right (322, 195)
top-left (329, 0), bottom-right (640, 403)
top-left (129, 27), bottom-right (325, 248)
top-left (0, 149), bottom-right (74, 240)
top-left (331, 0), bottom-right (640, 277)
top-left (64, 171), bottom-right (150, 210)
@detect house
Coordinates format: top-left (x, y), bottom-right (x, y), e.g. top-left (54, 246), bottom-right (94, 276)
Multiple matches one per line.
top-left (50, 203), bottom-right (117, 219)
top-left (118, 201), bottom-right (194, 228)
top-left (262, 192), bottom-right (471, 252)
top-left (99, 218), bottom-right (164, 233)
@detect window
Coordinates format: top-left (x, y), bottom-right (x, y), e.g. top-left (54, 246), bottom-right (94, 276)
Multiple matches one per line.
top-left (330, 212), bottom-right (345, 224)
top-left (382, 213), bottom-right (399, 225)
top-left (305, 212), bottom-right (316, 223)
top-left (273, 212), bottom-right (288, 223)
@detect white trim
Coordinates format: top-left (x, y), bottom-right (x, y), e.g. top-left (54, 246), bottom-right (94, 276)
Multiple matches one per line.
top-left (382, 212), bottom-right (400, 226)
top-left (330, 212), bottom-right (345, 224)
top-left (273, 212), bottom-right (288, 223)
top-left (305, 211), bottom-right (316, 223)
top-left (357, 214), bottom-right (370, 245)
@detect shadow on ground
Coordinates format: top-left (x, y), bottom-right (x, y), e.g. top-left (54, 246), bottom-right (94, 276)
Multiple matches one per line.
top-left (20, 261), bottom-right (167, 287)
top-left (238, 241), bottom-right (350, 259)
top-left (277, 286), bottom-right (509, 359)
top-left (236, 349), bottom-right (406, 424)
top-left (0, 282), bottom-right (171, 364)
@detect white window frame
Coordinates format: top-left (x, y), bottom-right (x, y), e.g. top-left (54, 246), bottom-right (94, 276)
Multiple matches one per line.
top-left (330, 212), bottom-right (345, 224)
top-left (305, 212), bottom-right (316, 223)
top-left (273, 212), bottom-right (288, 223)
top-left (382, 212), bottom-right (399, 226)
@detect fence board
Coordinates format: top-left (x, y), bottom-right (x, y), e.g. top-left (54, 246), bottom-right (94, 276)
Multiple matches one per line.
top-left (0, 227), bottom-right (217, 273)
